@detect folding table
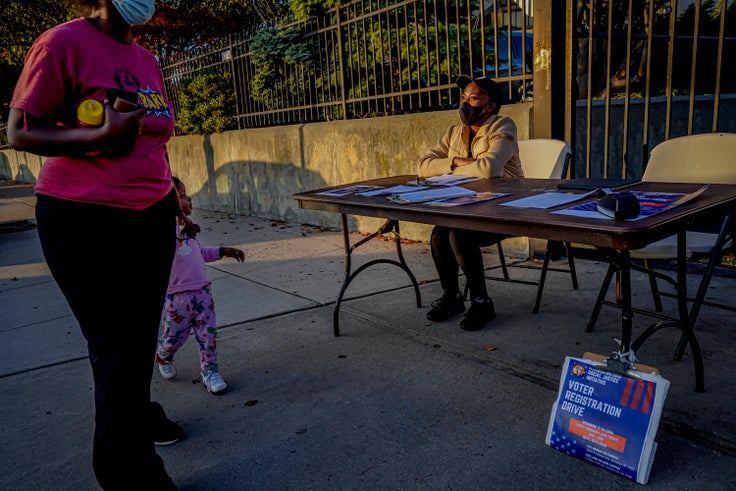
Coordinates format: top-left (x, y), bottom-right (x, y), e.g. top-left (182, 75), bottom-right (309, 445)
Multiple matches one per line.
top-left (294, 176), bottom-right (736, 391)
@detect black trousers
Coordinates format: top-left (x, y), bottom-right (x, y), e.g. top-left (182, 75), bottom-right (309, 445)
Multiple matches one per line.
top-left (430, 225), bottom-right (507, 301)
top-left (36, 192), bottom-right (177, 490)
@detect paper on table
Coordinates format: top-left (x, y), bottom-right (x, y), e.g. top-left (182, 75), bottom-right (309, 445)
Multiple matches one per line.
top-left (553, 184), bottom-right (711, 221)
top-left (410, 175), bottom-right (481, 187)
top-left (317, 185), bottom-right (385, 197)
top-left (552, 202), bottom-right (613, 220)
top-left (356, 184), bottom-right (428, 196)
top-left (389, 186), bottom-right (476, 204)
top-left (426, 191), bottom-right (510, 207)
top-left (501, 190), bottom-right (598, 209)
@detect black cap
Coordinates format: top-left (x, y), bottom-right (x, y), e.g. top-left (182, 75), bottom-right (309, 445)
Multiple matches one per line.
top-left (456, 75), bottom-right (504, 108)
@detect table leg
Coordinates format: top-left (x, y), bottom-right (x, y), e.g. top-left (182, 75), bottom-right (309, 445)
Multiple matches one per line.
top-left (619, 250), bottom-right (633, 355)
top-left (603, 251), bottom-right (643, 376)
top-left (333, 215), bottom-right (422, 337)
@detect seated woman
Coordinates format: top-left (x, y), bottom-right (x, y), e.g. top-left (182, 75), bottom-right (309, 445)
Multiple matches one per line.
top-left (417, 75), bottom-right (522, 331)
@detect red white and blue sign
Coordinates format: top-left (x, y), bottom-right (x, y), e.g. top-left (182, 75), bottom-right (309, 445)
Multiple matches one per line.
top-left (545, 357), bottom-right (670, 484)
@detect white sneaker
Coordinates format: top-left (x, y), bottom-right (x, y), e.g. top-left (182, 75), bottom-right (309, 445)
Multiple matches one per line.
top-left (158, 360), bottom-right (177, 380)
top-left (201, 366), bottom-right (227, 395)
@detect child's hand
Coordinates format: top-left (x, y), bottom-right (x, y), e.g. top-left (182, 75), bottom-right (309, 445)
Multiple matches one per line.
top-left (220, 247), bottom-right (245, 262)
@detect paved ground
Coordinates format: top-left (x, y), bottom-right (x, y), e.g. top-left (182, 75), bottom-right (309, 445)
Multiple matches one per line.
top-left (1, 180), bottom-right (735, 490)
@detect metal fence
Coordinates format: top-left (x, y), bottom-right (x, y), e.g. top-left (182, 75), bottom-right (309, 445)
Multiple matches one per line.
top-left (7, 0), bottom-right (733, 180)
top-left (572, 0), bottom-right (736, 180)
top-left (162, 0), bottom-right (534, 133)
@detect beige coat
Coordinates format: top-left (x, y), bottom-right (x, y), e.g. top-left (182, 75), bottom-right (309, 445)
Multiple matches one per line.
top-left (416, 114), bottom-right (523, 179)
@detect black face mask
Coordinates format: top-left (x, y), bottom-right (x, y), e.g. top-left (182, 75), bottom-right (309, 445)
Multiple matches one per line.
top-left (458, 102), bottom-right (487, 126)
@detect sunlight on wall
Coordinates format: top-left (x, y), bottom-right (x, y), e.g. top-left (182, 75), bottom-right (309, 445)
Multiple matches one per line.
top-left (216, 173), bottom-right (231, 194)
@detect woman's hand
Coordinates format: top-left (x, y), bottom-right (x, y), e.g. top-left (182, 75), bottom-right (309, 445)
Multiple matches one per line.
top-left (100, 102), bottom-right (146, 157)
top-left (6, 104), bottom-right (145, 158)
top-left (452, 157), bottom-right (475, 168)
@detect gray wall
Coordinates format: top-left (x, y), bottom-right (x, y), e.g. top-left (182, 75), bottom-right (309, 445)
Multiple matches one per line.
top-left (1, 103), bottom-right (532, 250)
top-left (165, 104), bottom-right (531, 242)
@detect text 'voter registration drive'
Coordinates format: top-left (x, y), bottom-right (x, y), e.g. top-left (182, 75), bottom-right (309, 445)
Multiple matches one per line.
top-left (545, 356), bottom-right (670, 485)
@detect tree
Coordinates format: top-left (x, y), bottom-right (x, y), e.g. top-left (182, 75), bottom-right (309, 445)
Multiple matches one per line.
top-left (137, 0), bottom-right (286, 63)
top-left (289, 0), bottom-right (341, 20)
top-left (0, 0), bottom-right (288, 123)
top-left (0, 0), bottom-right (76, 123)
top-left (0, 1), bottom-right (75, 70)
top-left (249, 25), bottom-right (313, 106)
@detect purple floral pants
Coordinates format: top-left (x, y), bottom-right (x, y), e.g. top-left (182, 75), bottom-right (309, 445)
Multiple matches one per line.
top-left (157, 286), bottom-right (217, 372)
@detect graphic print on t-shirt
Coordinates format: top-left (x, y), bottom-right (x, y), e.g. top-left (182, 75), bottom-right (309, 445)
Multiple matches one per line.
top-left (114, 67), bottom-right (140, 93)
top-left (177, 239), bottom-right (193, 257)
top-left (139, 86), bottom-right (172, 119)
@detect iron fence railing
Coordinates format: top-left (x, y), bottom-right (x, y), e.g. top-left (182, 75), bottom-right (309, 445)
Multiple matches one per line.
top-left (158, 0), bottom-right (735, 181)
top-left (572, 0), bottom-right (736, 180)
top-left (3, 1), bottom-right (734, 184)
top-left (162, 0), bottom-right (534, 134)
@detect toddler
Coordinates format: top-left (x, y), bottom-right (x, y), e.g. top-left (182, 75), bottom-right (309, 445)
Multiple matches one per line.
top-left (156, 177), bottom-right (244, 395)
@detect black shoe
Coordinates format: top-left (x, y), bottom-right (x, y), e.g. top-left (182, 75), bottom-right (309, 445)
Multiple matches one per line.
top-left (426, 293), bottom-right (465, 321)
top-left (150, 401), bottom-right (186, 446)
top-left (460, 298), bottom-right (496, 331)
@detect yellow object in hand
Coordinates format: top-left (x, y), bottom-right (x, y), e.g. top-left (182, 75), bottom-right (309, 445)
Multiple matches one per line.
top-left (77, 99), bottom-right (104, 126)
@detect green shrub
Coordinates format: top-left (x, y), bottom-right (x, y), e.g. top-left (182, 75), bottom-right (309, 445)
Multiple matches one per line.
top-left (177, 71), bottom-right (236, 134)
top-left (249, 25), bottom-right (312, 107)
top-left (290, 0), bottom-right (341, 20)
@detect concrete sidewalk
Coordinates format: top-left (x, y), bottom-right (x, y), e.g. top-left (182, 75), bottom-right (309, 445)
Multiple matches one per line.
top-left (1, 180), bottom-right (735, 490)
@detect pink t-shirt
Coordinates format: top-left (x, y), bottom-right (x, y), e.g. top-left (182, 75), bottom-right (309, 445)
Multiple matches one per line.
top-left (11, 18), bottom-right (176, 210)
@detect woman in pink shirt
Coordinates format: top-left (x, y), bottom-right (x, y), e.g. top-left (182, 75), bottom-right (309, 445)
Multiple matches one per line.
top-left (7, 1), bottom-right (187, 489)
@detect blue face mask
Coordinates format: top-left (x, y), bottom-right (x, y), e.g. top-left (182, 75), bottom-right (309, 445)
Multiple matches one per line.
top-left (112, 0), bottom-right (156, 26)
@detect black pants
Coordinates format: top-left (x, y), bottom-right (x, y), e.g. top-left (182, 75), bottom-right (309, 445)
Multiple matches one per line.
top-left (430, 226), bottom-right (507, 301)
top-left (36, 192), bottom-right (177, 490)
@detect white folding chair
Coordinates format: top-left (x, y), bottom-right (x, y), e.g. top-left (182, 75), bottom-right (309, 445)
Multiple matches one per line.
top-left (477, 138), bottom-right (579, 313)
top-left (586, 133), bottom-right (736, 358)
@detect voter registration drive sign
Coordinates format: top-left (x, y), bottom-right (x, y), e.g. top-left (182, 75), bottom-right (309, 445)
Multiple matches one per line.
top-left (545, 356), bottom-right (670, 484)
